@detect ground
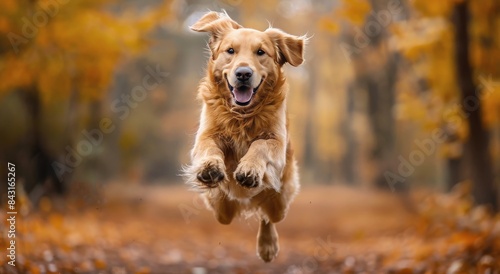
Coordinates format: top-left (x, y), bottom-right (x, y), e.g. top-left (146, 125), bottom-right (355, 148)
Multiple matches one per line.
top-left (1, 183), bottom-right (499, 273)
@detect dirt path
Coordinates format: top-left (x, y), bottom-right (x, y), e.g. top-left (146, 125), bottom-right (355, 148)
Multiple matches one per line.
top-left (1, 184), bottom-right (499, 273)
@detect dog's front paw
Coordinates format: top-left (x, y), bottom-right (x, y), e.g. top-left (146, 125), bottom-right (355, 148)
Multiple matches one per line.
top-left (234, 161), bottom-right (264, 188)
top-left (196, 160), bottom-right (225, 187)
top-left (235, 172), bottom-right (260, 188)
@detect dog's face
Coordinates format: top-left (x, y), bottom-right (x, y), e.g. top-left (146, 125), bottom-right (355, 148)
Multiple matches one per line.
top-left (216, 29), bottom-right (274, 106)
top-left (191, 12), bottom-right (304, 107)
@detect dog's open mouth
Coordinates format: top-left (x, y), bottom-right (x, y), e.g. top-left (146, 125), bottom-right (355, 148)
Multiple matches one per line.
top-left (226, 78), bottom-right (263, 106)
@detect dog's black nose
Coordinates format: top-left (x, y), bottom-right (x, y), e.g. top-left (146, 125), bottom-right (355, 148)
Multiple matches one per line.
top-left (235, 67), bottom-right (253, 81)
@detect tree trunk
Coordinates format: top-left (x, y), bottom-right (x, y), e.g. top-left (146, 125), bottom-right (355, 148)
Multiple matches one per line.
top-left (303, 57), bottom-right (317, 178)
top-left (22, 87), bottom-right (65, 197)
top-left (453, 2), bottom-right (497, 210)
top-left (446, 158), bottom-right (461, 191)
top-left (342, 83), bottom-right (357, 184)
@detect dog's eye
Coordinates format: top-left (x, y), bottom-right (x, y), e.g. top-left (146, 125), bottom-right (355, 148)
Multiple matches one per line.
top-left (257, 49), bottom-right (265, 56)
top-left (227, 48), bottom-right (235, 54)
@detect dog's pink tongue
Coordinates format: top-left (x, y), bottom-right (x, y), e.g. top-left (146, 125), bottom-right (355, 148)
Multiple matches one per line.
top-left (233, 88), bottom-right (252, 103)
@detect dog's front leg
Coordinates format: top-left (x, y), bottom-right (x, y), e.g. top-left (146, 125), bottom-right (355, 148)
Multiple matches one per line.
top-left (235, 138), bottom-right (285, 191)
top-left (189, 136), bottom-right (226, 187)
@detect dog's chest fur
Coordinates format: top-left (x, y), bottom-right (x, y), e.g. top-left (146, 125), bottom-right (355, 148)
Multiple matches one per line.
top-left (212, 112), bottom-right (278, 173)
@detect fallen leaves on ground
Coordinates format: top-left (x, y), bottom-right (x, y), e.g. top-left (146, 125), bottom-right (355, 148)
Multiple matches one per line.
top-left (1, 182), bottom-right (499, 273)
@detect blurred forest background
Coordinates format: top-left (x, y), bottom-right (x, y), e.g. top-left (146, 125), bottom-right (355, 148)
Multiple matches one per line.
top-left (1, 0), bottom-right (500, 273)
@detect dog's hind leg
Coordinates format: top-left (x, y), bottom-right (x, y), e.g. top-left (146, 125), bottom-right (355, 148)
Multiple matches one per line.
top-left (257, 219), bottom-right (279, 262)
top-left (203, 189), bottom-right (239, 225)
top-left (255, 188), bottom-right (288, 223)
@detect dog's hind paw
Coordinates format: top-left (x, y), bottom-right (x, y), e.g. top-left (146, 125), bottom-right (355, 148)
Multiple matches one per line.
top-left (257, 238), bottom-right (279, 262)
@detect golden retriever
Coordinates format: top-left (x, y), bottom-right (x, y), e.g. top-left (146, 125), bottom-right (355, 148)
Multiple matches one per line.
top-left (184, 11), bottom-right (304, 262)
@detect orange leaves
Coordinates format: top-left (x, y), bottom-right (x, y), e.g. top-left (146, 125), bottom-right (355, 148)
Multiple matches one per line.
top-left (0, 52), bottom-right (35, 95)
top-left (336, 0), bottom-right (372, 26)
top-left (481, 83), bottom-right (500, 127)
top-left (470, 0), bottom-right (498, 18)
top-left (469, 0), bottom-right (500, 75)
top-left (135, 1), bottom-right (172, 32)
top-left (0, 16), bottom-right (12, 33)
top-left (394, 0), bottom-right (500, 148)
top-left (318, 16), bottom-right (340, 34)
top-left (469, 0), bottom-right (500, 129)
top-left (2, 185), bottom-right (499, 273)
top-left (391, 17), bottom-right (461, 148)
top-left (1, 0), bottom-right (17, 13)
top-left (40, 11), bottom-right (134, 101)
top-left (395, 91), bottom-right (427, 122)
top-left (0, 0), bottom-right (172, 102)
top-left (411, 0), bottom-right (460, 17)
top-left (448, 231), bottom-right (484, 252)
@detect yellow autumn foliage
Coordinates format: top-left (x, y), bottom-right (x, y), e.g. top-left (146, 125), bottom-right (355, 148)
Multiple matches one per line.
top-left (411, 0), bottom-right (459, 17)
top-left (392, 0), bottom-right (500, 143)
top-left (336, 0), bottom-right (499, 161)
top-left (336, 0), bottom-right (372, 26)
top-left (0, 0), bottom-right (170, 102)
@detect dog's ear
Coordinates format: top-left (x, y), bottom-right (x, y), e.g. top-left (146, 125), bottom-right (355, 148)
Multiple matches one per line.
top-left (265, 28), bottom-right (305, 67)
top-left (191, 11), bottom-right (241, 55)
top-left (191, 11), bottom-right (241, 34)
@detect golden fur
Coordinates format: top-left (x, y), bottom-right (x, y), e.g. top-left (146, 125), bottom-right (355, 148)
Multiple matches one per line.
top-left (184, 11), bottom-right (304, 262)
